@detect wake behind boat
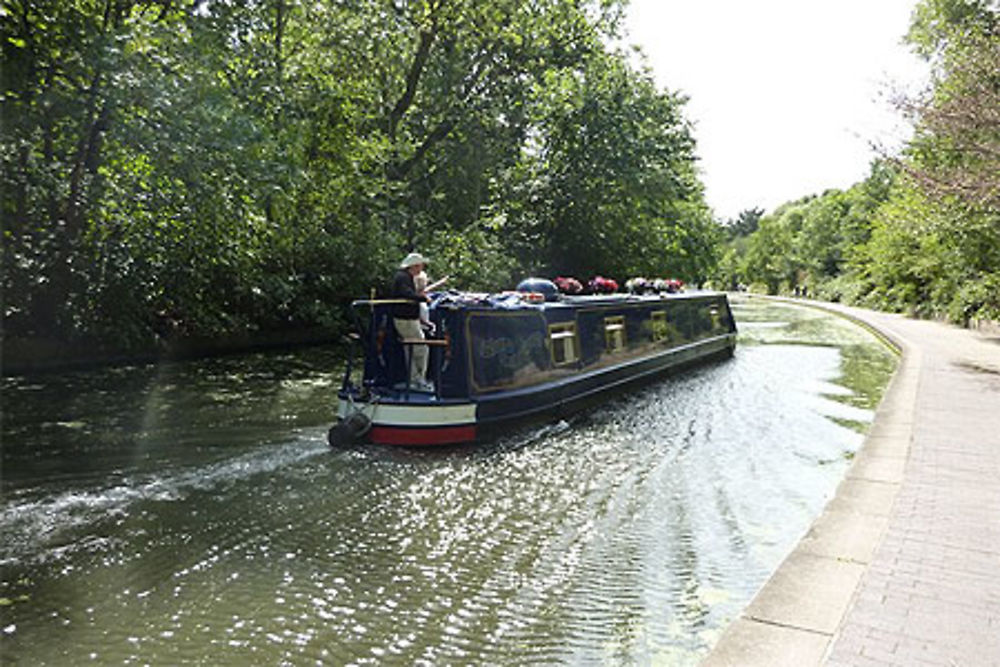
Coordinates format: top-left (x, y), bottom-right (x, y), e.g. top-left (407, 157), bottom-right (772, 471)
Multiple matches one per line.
top-left (330, 280), bottom-right (737, 446)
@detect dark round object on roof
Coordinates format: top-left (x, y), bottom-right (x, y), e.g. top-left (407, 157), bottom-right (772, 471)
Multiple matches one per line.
top-left (516, 278), bottom-right (560, 302)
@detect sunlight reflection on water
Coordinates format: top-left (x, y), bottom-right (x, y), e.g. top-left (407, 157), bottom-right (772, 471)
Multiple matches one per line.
top-left (0, 297), bottom-right (896, 664)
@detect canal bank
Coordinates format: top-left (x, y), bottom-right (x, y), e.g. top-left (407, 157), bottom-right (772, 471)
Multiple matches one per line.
top-left (704, 297), bottom-right (1000, 666)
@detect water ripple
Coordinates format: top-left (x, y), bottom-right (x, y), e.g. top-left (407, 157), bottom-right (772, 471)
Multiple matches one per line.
top-left (0, 299), bottom-right (897, 665)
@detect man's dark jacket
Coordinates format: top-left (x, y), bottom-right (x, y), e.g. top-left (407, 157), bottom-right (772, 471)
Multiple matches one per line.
top-left (391, 268), bottom-right (421, 319)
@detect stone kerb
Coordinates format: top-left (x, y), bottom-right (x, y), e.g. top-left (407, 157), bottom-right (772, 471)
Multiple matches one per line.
top-left (703, 297), bottom-right (918, 667)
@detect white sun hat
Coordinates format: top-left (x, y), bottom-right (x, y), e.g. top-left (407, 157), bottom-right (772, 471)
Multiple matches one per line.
top-left (400, 252), bottom-right (429, 268)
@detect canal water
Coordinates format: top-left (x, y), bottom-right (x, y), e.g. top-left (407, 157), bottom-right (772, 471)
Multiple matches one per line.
top-left (1, 297), bottom-right (896, 665)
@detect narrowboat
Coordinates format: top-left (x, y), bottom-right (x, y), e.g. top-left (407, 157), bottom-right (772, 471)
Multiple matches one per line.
top-left (330, 282), bottom-right (737, 446)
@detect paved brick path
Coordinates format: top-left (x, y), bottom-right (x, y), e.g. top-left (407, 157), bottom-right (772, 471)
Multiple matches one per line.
top-left (705, 300), bottom-right (1000, 667)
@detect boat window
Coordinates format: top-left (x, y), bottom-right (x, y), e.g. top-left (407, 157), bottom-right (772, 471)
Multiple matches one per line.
top-left (651, 311), bottom-right (669, 342)
top-left (708, 304), bottom-right (724, 332)
top-left (549, 322), bottom-right (579, 366)
top-left (604, 316), bottom-right (626, 352)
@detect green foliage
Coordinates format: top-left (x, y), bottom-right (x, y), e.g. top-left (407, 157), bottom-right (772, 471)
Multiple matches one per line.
top-left (715, 161), bottom-right (898, 297)
top-left (858, 0), bottom-right (999, 323)
top-left (724, 208), bottom-right (764, 238)
top-left (499, 50), bottom-right (714, 282)
top-left (3, 0), bottom-right (718, 359)
top-left (857, 178), bottom-right (1000, 322)
top-left (906, 0), bottom-right (997, 58)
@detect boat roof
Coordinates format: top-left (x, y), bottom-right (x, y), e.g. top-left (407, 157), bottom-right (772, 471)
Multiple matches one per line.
top-left (352, 290), bottom-right (725, 313)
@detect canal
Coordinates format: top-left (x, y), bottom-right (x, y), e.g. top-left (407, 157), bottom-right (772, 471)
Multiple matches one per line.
top-left (1, 296), bottom-right (897, 665)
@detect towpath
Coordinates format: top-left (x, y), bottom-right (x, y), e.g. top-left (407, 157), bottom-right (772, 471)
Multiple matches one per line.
top-left (704, 298), bottom-right (1000, 666)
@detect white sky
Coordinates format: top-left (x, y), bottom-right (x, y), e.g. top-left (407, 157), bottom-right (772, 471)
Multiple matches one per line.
top-left (624, 0), bottom-right (929, 221)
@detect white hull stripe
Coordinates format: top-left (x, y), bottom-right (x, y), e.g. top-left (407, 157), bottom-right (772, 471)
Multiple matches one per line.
top-left (338, 400), bottom-right (476, 427)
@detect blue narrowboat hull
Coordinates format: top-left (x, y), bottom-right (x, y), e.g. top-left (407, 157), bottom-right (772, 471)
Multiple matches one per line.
top-left (335, 291), bottom-right (737, 446)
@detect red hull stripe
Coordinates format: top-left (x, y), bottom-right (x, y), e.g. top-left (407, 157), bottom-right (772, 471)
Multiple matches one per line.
top-left (370, 424), bottom-right (477, 446)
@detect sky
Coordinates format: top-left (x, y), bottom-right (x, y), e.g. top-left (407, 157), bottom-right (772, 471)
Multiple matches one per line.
top-left (623, 0), bottom-right (929, 221)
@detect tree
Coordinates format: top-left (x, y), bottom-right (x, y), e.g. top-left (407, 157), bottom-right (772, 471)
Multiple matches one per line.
top-left (861, 0), bottom-right (1000, 321)
top-left (725, 207), bottom-right (764, 238)
top-left (501, 49), bottom-right (713, 282)
top-left (901, 5), bottom-right (999, 212)
top-left (2, 0), bottom-right (162, 339)
top-left (2, 0), bottom-right (725, 361)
